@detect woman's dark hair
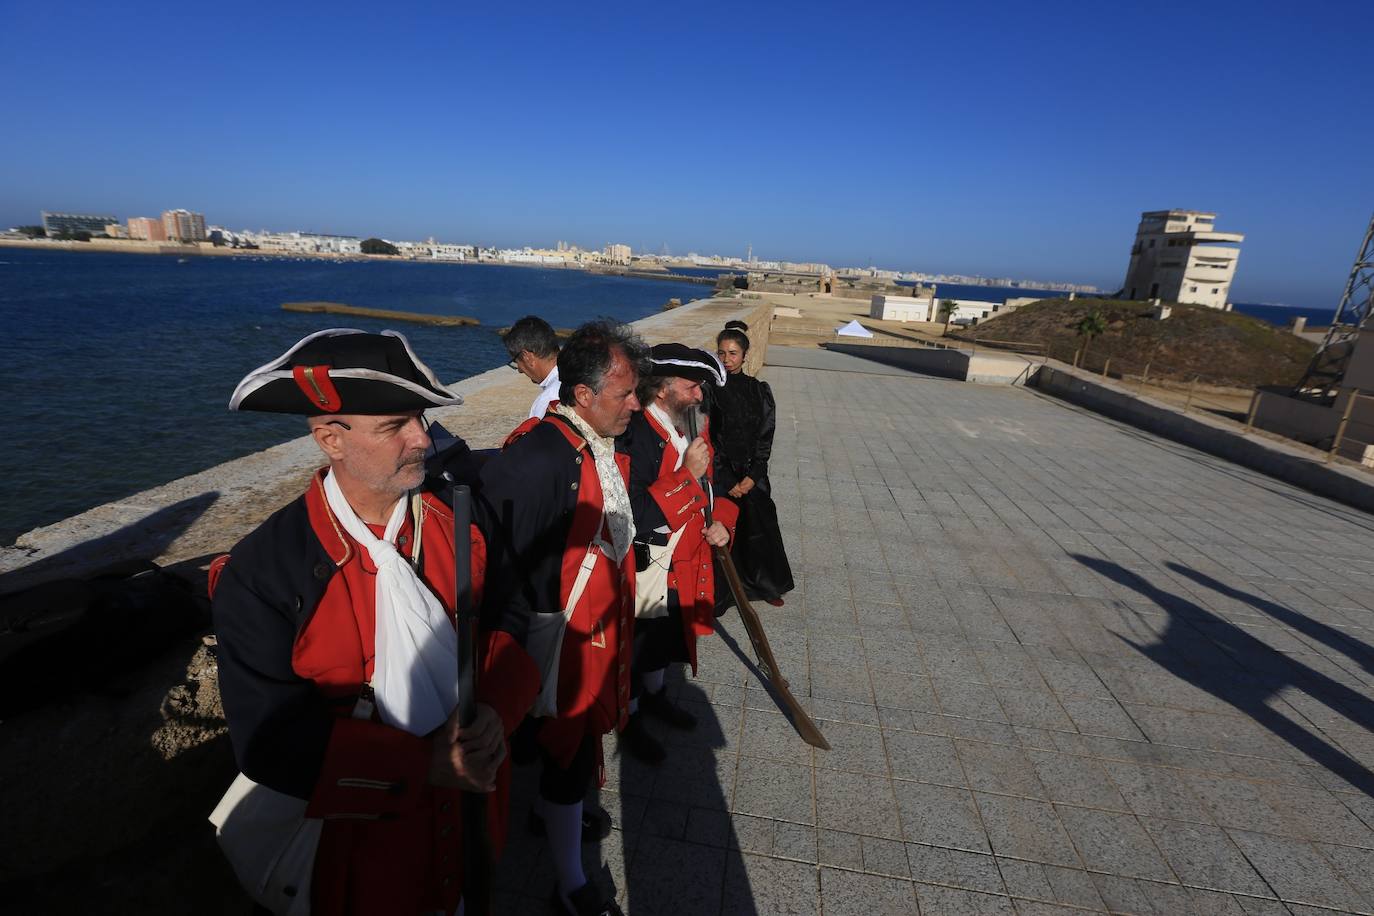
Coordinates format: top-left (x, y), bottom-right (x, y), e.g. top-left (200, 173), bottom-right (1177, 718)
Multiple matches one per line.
top-left (716, 328), bottom-right (750, 353)
top-left (502, 315), bottom-right (561, 360)
top-left (558, 320), bottom-right (648, 402)
top-left (723, 320), bottom-right (749, 332)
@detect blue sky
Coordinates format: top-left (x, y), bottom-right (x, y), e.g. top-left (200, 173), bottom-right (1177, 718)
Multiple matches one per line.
top-left (3, 0), bottom-right (1370, 306)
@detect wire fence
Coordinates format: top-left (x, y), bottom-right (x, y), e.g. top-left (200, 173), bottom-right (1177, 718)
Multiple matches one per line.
top-left (1044, 338), bottom-right (1374, 469)
top-left (1317, 390), bottom-right (1374, 466)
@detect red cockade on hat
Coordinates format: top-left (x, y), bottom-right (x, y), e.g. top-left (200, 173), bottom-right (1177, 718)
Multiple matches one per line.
top-left (292, 364), bottom-right (343, 413)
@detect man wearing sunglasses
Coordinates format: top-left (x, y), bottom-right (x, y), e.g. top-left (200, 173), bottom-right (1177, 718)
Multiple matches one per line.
top-left (502, 314), bottom-right (562, 419)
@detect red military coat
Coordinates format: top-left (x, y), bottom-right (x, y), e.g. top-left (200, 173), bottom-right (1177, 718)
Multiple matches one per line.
top-left (483, 413), bottom-right (637, 767)
top-left (621, 408), bottom-right (739, 672)
top-left (212, 470), bottom-right (539, 916)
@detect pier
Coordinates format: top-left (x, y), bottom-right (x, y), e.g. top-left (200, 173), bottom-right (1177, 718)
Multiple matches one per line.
top-left (590, 266), bottom-right (721, 285)
top-left (281, 301), bottom-right (480, 326)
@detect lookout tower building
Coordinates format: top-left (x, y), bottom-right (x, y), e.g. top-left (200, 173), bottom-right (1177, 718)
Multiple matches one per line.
top-left (1122, 209), bottom-right (1243, 309)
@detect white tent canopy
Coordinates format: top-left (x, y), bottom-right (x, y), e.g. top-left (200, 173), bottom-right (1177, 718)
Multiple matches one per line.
top-left (835, 319), bottom-right (874, 338)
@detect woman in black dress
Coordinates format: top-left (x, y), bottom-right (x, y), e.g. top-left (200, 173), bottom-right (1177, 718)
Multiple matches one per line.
top-left (709, 324), bottom-right (794, 606)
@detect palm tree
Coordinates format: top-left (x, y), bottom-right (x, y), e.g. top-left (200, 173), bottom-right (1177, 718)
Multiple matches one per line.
top-left (1076, 310), bottom-right (1108, 367)
top-left (937, 299), bottom-right (957, 336)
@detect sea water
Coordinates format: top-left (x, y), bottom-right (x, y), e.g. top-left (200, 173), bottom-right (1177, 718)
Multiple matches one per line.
top-left (0, 249), bottom-right (706, 543)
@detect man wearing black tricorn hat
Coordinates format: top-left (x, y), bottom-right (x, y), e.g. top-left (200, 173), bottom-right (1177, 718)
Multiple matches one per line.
top-left (614, 343), bottom-right (737, 764)
top-left (210, 328), bottom-right (539, 915)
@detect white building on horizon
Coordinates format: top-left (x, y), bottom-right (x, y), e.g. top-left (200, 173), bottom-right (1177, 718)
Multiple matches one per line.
top-left (1122, 209), bottom-right (1243, 309)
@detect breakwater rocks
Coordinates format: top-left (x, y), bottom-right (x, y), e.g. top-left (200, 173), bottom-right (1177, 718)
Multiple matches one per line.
top-left (281, 301), bottom-right (480, 326)
top-left (0, 295), bottom-right (774, 912)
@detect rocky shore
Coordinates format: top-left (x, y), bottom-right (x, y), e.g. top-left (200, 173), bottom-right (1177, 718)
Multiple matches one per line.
top-left (0, 295), bottom-right (772, 913)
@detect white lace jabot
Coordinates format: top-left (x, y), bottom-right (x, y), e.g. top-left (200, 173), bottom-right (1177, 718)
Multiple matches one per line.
top-left (555, 404), bottom-right (635, 561)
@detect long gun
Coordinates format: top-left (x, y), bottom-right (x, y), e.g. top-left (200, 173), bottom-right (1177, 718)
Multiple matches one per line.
top-left (452, 483), bottom-right (492, 914)
top-left (685, 410), bottom-right (830, 750)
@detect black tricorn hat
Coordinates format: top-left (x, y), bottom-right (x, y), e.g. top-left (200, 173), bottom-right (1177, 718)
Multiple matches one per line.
top-left (648, 343), bottom-right (726, 387)
top-left (229, 328), bottom-right (462, 415)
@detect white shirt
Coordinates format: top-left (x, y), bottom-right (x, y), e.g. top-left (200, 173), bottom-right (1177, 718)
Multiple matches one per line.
top-left (529, 364), bottom-right (560, 419)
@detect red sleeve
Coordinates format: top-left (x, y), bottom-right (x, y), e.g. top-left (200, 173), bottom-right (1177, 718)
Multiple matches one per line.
top-left (649, 464), bottom-right (711, 531)
top-left (712, 493), bottom-right (739, 536)
top-left (469, 523), bottom-right (486, 609)
top-left (478, 630), bottom-right (540, 736)
top-left (305, 717), bottom-right (432, 818)
top-left (471, 523), bottom-right (540, 733)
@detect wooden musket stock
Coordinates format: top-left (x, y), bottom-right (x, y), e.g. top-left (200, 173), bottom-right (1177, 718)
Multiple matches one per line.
top-left (686, 408), bottom-right (829, 751)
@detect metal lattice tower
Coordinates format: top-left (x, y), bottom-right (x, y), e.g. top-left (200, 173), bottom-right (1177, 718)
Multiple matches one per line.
top-left (1294, 212), bottom-right (1374, 400)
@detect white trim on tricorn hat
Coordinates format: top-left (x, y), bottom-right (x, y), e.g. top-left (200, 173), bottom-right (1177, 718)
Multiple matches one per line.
top-left (648, 343), bottom-right (726, 387)
top-left (229, 328), bottom-right (463, 415)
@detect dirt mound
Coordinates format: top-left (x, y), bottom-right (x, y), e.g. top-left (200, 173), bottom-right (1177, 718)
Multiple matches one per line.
top-left (956, 298), bottom-right (1316, 387)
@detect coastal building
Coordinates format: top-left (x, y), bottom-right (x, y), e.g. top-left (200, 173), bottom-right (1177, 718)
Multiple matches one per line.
top-left (428, 242), bottom-right (472, 261)
top-left (498, 247), bottom-right (572, 266)
top-left (127, 216), bottom-right (168, 241)
top-left (104, 223), bottom-right (128, 239)
top-left (161, 209), bottom-right (207, 242)
top-left (42, 211), bottom-right (117, 237)
top-left (782, 261), bottom-right (832, 275)
top-left (870, 293), bottom-right (936, 322)
top-left (252, 231), bottom-right (361, 255)
top-left (1122, 209), bottom-right (1243, 309)
top-left (605, 243), bottom-right (632, 265)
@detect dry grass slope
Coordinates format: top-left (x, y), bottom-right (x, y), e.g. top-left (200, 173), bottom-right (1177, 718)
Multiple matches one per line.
top-left (954, 298), bottom-right (1317, 387)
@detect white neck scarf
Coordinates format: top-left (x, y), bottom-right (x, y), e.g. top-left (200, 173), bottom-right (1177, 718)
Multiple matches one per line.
top-left (555, 404), bottom-right (635, 561)
top-left (323, 469), bottom-right (458, 736)
top-left (647, 402), bottom-right (687, 472)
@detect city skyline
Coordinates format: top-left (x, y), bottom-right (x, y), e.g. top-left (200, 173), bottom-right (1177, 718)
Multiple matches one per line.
top-left (3, 1), bottom-right (1371, 308)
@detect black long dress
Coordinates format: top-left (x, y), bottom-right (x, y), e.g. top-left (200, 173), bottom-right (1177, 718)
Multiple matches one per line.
top-left (709, 370), bottom-right (795, 604)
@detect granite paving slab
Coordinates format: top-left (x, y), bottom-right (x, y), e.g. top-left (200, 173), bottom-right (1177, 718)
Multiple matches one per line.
top-left (490, 357), bottom-right (1374, 914)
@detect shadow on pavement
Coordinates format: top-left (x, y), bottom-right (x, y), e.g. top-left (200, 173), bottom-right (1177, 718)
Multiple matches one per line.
top-left (495, 673), bottom-right (751, 914)
top-left (1165, 561), bottom-right (1374, 678)
top-left (1074, 554), bottom-right (1374, 797)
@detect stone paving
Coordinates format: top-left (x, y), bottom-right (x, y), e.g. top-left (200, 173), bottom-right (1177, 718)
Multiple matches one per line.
top-left (496, 348), bottom-right (1374, 914)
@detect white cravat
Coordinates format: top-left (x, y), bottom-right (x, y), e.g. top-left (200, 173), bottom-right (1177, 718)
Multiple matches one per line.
top-left (555, 404), bottom-right (635, 562)
top-left (323, 470), bottom-right (458, 736)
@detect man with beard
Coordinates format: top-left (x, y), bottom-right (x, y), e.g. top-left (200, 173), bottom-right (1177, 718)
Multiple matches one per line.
top-left (615, 343), bottom-right (737, 764)
top-left (477, 320), bottom-right (647, 916)
top-left (211, 329), bottom-right (539, 916)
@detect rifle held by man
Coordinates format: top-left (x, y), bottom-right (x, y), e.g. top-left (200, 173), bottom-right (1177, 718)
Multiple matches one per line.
top-left (452, 483), bottom-right (493, 914)
top-left (686, 410), bottom-right (829, 751)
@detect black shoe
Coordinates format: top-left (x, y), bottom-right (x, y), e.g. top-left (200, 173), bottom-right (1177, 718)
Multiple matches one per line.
top-left (553, 878), bottom-right (623, 916)
top-left (618, 712), bottom-right (665, 765)
top-left (640, 688), bottom-right (698, 730)
top-left (527, 806), bottom-right (612, 843)
top-left (511, 716), bottom-right (540, 766)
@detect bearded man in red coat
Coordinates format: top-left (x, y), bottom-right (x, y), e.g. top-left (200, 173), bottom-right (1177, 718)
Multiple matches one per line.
top-left (614, 343), bottom-right (737, 764)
